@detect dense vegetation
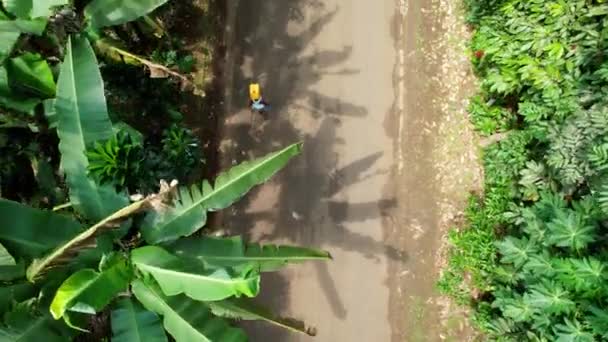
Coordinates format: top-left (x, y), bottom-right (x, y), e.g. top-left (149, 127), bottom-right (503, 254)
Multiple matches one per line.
top-left (439, 0), bottom-right (608, 341)
top-left (0, 1), bottom-right (328, 340)
top-left (439, 0), bottom-right (608, 340)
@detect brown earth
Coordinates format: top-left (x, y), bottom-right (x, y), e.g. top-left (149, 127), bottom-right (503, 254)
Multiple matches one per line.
top-left (217, 0), bottom-right (481, 341)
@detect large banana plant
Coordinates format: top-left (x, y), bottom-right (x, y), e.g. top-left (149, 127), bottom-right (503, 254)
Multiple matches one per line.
top-left (0, 160), bottom-right (329, 341)
top-left (0, 155), bottom-right (330, 341)
top-left (0, 25), bottom-right (330, 342)
top-left (0, 141), bottom-right (328, 340)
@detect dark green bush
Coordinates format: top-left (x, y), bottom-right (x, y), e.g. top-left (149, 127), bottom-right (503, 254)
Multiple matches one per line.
top-left (441, 0), bottom-right (608, 340)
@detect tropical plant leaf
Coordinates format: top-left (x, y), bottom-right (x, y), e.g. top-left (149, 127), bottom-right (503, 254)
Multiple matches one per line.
top-left (61, 311), bottom-right (89, 332)
top-left (6, 52), bottom-right (55, 97)
top-left (0, 198), bottom-right (82, 259)
top-left (26, 192), bottom-right (164, 281)
top-left (0, 282), bottom-right (37, 313)
top-left (142, 143), bottom-right (302, 244)
top-left (492, 265), bottom-right (523, 285)
top-left (597, 182), bottom-right (608, 215)
top-left (131, 279), bottom-right (247, 342)
top-left (0, 66), bottom-right (40, 114)
top-left (208, 298), bottom-right (317, 336)
top-left (169, 236), bottom-right (331, 272)
top-left (0, 261), bottom-right (26, 282)
top-left (524, 281), bottom-right (576, 315)
top-left (500, 297), bottom-right (536, 323)
top-left (30, 156), bottom-right (61, 203)
top-left (54, 35), bottom-right (128, 221)
top-left (84, 0), bottom-right (169, 28)
top-left (0, 32), bottom-right (19, 63)
top-left (587, 306), bottom-right (608, 339)
top-left (553, 318), bottom-right (595, 342)
top-left (111, 298), bottom-right (167, 342)
top-left (496, 236), bottom-right (538, 268)
top-left (483, 317), bottom-right (516, 336)
top-left (523, 250), bottom-right (555, 278)
top-left (2, 0), bottom-right (32, 18)
top-left (0, 17), bottom-right (47, 35)
top-left (554, 257), bottom-right (607, 296)
top-left (0, 300), bottom-right (71, 341)
top-left (0, 243), bottom-right (16, 266)
top-left (43, 98), bottom-right (57, 127)
top-left (571, 257), bottom-right (606, 288)
top-left (587, 5), bottom-right (608, 16)
top-left (546, 211), bottom-right (596, 251)
top-left (131, 246), bottom-right (259, 301)
top-left (1, 0), bottom-right (67, 19)
top-left (49, 256), bottom-right (131, 320)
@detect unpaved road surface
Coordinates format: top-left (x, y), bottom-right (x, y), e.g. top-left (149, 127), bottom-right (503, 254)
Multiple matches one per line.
top-left (218, 0), bottom-right (480, 341)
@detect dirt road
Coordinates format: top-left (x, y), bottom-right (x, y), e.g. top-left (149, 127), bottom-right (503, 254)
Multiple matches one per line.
top-left (218, 0), bottom-right (479, 341)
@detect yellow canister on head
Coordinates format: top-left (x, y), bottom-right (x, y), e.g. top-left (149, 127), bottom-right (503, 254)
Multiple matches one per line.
top-left (249, 83), bottom-right (261, 101)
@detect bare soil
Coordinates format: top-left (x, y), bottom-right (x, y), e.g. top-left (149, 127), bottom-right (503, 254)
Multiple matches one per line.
top-left (217, 0), bottom-right (481, 341)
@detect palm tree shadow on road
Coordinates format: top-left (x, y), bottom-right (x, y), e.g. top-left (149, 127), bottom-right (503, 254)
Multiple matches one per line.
top-left (220, 0), bottom-right (406, 339)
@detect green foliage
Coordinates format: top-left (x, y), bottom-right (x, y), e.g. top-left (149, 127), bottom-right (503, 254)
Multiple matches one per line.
top-left (0, 299), bottom-right (73, 341)
top-left (0, 61), bottom-right (43, 114)
top-left (50, 256), bottom-right (131, 320)
top-left (151, 49), bottom-right (195, 74)
top-left (545, 210), bottom-right (596, 251)
top-left (208, 298), bottom-right (317, 336)
top-left (87, 130), bottom-right (145, 190)
top-left (55, 35), bottom-right (128, 221)
top-left (545, 107), bottom-right (608, 192)
top-left (0, 198), bottom-right (82, 258)
top-left (131, 246), bottom-right (260, 301)
top-left (0, 1), bottom-right (325, 340)
top-left (441, 0), bottom-right (608, 340)
top-left (2, 0), bottom-right (68, 19)
top-left (553, 318), bottom-right (594, 342)
top-left (0, 16), bottom-right (46, 35)
top-left (6, 52), bottom-right (56, 98)
top-left (141, 143), bottom-right (303, 244)
top-left (168, 235), bottom-right (332, 273)
top-left (84, 0), bottom-right (169, 29)
top-left (159, 124), bottom-right (200, 179)
top-left (496, 236), bottom-right (538, 269)
top-left (469, 94), bottom-right (515, 135)
top-left (111, 298), bottom-right (167, 342)
top-left (86, 124), bottom-right (203, 193)
top-left (437, 196), bottom-right (498, 304)
top-left (0, 25), bottom-right (326, 340)
top-left (462, 0), bottom-right (507, 26)
top-left (0, 143), bottom-right (326, 341)
top-left (131, 280), bottom-right (247, 342)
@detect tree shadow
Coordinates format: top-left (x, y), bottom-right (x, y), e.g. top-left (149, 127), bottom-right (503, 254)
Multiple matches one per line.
top-left (220, 0), bottom-right (406, 339)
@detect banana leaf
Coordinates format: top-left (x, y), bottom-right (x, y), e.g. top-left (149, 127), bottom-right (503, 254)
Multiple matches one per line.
top-left (142, 143), bottom-right (302, 244)
top-left (169, 236), bottom-right (331, 272)
top-left (50, 257), bottom-right (131, 320)
top-left (0, 198), bottom-right (82, 259)
top-left (2, 0), bottom-right (67, 19)
top-left (84, 0), bottom-right (169, 28)
top-left (131, 246), bottom-right (259, 301)
top-left (132, 280), bottom-right (246, 342)
top-left (111, 298), bottom-right (167, 342)
top-left (54, 35), bottom-right (127, 221)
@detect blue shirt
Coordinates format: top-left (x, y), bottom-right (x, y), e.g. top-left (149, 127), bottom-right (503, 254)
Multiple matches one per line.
top-left (251, 98), bottom-right (265, 110)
